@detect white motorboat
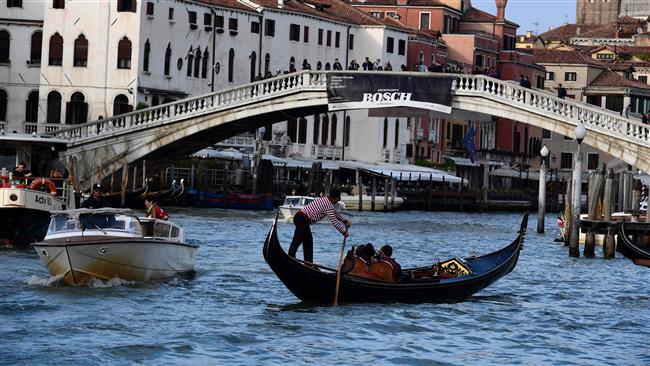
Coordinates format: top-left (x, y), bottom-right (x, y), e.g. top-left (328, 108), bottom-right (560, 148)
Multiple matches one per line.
top-left (339, 193), bottom-right (404, 211)
top-left (0, 134), bottom-right (75, 246)
top-left (279, 196), bottom-right (351, 222)
top-left (33, 208), bottom-right (197, 285)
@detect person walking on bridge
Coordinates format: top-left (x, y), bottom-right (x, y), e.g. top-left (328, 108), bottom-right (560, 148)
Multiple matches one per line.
top-left (288, 188), bottom-right (351, 263)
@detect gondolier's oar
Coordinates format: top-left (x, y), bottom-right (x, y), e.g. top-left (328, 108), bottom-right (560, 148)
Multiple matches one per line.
top-left (333, 230), bottom-right (348, 306)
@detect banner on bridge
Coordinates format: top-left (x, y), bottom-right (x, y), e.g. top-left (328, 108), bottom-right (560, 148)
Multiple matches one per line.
top-left (326, 73), bottom-right (454, 113)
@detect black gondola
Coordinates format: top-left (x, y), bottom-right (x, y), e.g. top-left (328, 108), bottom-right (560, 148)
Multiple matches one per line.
top-left (103, 183), bottom-right (148, 208)
top-left (618, 222), bottom-right (650, 261)
top-left (263, 214), bottom-right (528, 304)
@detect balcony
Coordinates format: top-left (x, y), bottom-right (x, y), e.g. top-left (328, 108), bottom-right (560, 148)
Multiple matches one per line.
top-left (311, 145), bottom-right (342, 160)
top-left (23, 123), bottom-right (63, 134)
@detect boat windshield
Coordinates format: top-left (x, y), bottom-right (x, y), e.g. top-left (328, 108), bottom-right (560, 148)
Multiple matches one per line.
top-left (47, 213), bottom-right (142, 235)
top-left (283, 197), bottom-right (301, 206)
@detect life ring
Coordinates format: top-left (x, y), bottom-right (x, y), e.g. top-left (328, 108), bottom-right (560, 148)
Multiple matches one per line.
top-left (29, 178), bottom-right (57, 195)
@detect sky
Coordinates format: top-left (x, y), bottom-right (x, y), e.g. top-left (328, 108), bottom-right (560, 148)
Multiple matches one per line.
top-left (472, 0), bottom-right (577, 35)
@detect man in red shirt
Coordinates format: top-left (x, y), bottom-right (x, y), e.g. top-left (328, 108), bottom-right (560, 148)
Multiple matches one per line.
top-left (288, 188), bottom-right (350, 263)
top-left (144, 196), bottom-right (169, 220)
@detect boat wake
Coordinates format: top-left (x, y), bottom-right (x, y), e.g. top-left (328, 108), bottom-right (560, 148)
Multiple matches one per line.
top-left (26, 274), bottom-right (66, 287)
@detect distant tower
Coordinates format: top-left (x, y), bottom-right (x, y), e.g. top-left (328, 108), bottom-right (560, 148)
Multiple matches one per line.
top-left (619, 0), bottom-right (650, 19)
top-left (576, 0), bottom-right (621, 25)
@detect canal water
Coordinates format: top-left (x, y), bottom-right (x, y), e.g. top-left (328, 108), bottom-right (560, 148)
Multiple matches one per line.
top-left (1, 209), bottom-right (648, 365)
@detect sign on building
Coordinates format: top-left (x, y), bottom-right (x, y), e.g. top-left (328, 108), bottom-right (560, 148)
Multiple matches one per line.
top-left (326, 73), bottom-right (455, 113)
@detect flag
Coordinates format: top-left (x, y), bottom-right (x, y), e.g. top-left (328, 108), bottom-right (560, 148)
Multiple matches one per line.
top-left (463, 125), bottom-right (476, 163)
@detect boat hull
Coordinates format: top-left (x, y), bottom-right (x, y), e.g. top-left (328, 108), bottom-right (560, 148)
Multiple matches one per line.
top-left (340, 194), bottom-right (404, 211)
top-left (186, 190), bottom-right (273, 210)
top-left (33, 237), bottom-right (197, 285)
top-left (279, 206), bottom-right (352, 223)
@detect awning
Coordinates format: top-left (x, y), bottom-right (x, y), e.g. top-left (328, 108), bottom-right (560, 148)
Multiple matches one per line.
top-left (339, 161), bottom-right (463, 183)
top-left (445, 156), bottom-right (479, 167)
top-left (191, 148), bottom-right (243, 160)
top-left (261, 155), bottom-right (340, 170)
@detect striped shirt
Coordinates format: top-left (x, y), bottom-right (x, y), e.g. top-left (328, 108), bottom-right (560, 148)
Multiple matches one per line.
top-left (299, 197), bottom-right (347, 234)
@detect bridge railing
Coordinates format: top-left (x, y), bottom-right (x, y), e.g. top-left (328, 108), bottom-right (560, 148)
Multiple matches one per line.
top-left (52, 71), bottom-right (328, 143)
top-left (452, 75), bottom-right (650, 145)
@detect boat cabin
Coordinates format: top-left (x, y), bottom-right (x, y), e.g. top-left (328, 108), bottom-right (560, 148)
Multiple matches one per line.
top-left (46, 208), bottom-right (185, 242)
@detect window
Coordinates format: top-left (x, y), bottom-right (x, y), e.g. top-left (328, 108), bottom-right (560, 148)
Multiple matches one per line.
top-left (542, 129), bottom-right (551, 139)
top-left (335, 31), bottom-right (340, 48)
top-left (215, 15), bottom-right (224, 29)
top-left (228, 48), bottom-right (234, 82)
top-left (318, 29), bottom-right (323, 45)
top-left (321, 115), bottom-right (329, 145)
top-left (47, 91), bottom-right (62, 123)
top-left (398, 39), bottom-right (405, 56)
top-left (202, 49), bottom-right (209, 79)
top-left (344, 116), bottom-right (350, 147)
top-left (383, 118), bottom-right (388, 148)
top-left (0, 89), bottom-right (6, 121)
top-left (560, 152), bottom-right (573, 169)
top-left (349, 34), bottom-right (354, 50)
top-left (587, 153), bottom-right (599, 170)
top-left (117, 37), bottom-right (131, 69)
top-left (370, 11), bottom-right (382, 18)
top-left (331, 114), bottom-right (337, 146)
top-left (146, 2), bottom-right (154, 15)
top-left (386, 37), bottom-right (394, 54)
top-left (503, 35), bottom-right (516, 50)
top-left (65, 92), bottom-right (87, 124)
top-left (313, 115), bottom-right (319, 144)
top-left (249, 51), bottom-right (256, 82)
top-left (188, 11), bottom-right (197, 29)
top-left (289, 24), bottom-right (300, 42)
top-left (298, 118), bottom-right (307, 144)
top-left (30, 31), bottom-right (42, 64)
top-left (264, 53), bottom-right (270, 76)
top-left (443, 15), bottom-right (450, 33)
top-left (73, 34), bottom-right (88, 67)
top-left (420, 13), bottom-right (430, 30)
top-left (142, 39), bottom-right (150, 72)
top-left (287, 118), bottom-right (297, 143)
top-left (326, 30), bottom-right (331, 47)
top-left (113, 94), bottom-right (132, 116)
top-left (204, 13), bottom-right (212, 30)
top-left (264, 19), bottom-right (275, 37)
top-left (193, 48), bottom-right (201, 78)
top-left (164, 43), bottom-right (171, 76)
top-left (564, 72), bottom-right (577, 81)
top-left (387, 11), bottom-right (397, 19)
top-left (251, 21), bottom-right (260, 34)
top-left (7, 0), bottom-right (22, 7)
top-left (394, 119), bottom-right (399, 148)
top-left (303, 26), bottom-right (309, 43)
top-left (48, 32), bottom-right (63, 66)
top-left (638, 75), bottom-right (647, 83)
top-left (168, 7), bottom-right (174, 20)
top-left (0, 30), bottom-right (9, 64)
top-left (596, 53), bottom-right (614, 60)
top-left (53, 0), bottom-right (64, 9)
top-left (536, 75), bottom-right (544, 89)
top-left (228, 18), bottom-right (238, 33)
top-left (117, 0), bottom-right (136, 12)
top-left (186, 47), bottom-right (193, 77)
top-left (25, 90), bottom-right (39, 123)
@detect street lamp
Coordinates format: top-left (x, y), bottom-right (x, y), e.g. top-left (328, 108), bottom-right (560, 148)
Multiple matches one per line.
top-left (537, 145), bottom-right (549, 233)
top-left (569, 122), bottom-right (587, 256)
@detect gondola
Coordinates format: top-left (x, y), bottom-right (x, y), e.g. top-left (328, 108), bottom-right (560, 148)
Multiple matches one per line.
top-left (617, 222), bottom-right (650, 262)
top-left (263, 214), bottom-right (528, 304)
top-left (102, 183), bottom-right (148, 208)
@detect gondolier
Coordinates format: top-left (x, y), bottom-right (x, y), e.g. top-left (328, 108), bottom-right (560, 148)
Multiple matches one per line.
top-left (289, 188), bottom-right (351, 262)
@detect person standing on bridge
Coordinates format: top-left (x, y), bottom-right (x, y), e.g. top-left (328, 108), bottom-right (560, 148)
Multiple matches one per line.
top-left (557, 84), bottom-right (567, 99)
top-left (288, 188), bottom-right (350, 263)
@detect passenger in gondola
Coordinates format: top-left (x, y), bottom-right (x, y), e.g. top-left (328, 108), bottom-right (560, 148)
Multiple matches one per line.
top-left (144, 196), bottom-right (169, 220)
top-left (81, 184), bottom-right (111, 209)
top-left (355, 243), bottom-right (376, 263)
top-left (378, 245), bottom-right (403, 280)
top-left (289, 188), bottom-right (351, 263)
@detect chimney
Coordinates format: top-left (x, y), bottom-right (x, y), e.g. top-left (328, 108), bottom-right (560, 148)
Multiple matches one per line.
top-left (397, 0), bottom-right (408, 5)
top-left (495, 0), bottom-right (508, 22)
top-left (278, 0), bottom-right (284, 8)
top-left (526, 31), bottom-right (532, 38)
top-left (576, 27), bottom-right (581, 36)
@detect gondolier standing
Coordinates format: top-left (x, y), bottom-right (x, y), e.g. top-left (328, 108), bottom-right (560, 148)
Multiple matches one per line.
top-left (289, 188), bottom-right (350, 262)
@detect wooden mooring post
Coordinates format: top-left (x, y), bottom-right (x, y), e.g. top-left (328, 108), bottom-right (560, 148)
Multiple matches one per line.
top-left (584, 165), bottom-right (604, 258)
top-left (390, 178), bottom-right (396, 211)
top-left (383, 178), bottom-right (389, 213)
top-left (564, 177), bottom-right (572, 246)
top-left (603, 168), bottom-right (616, 259)
top-left (371, 176), bottom-right (376, 212)
top-left (632, 179), bottom-right (642, 219)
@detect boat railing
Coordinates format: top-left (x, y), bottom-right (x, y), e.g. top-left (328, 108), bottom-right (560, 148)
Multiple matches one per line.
top-left (1, 175), bottom-right (74, 208)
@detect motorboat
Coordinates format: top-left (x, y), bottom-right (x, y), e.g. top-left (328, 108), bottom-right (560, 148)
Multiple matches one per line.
top-left (0, 134), bottom-right (75, 246)
top-left (32, 208), bottom-right (198, 285)
top-left (279, 195), bottom-right (351, 222)
top-left (339, 192), bottom-right (404, 211)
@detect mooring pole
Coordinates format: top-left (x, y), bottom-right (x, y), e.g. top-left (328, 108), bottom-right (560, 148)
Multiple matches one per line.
top-left (537, 146), bottom-right (548, 233)
top-left (569, 124), bottom-right (586, 257)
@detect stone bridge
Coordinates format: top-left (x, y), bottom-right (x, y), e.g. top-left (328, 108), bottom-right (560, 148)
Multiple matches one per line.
top-left (50, 71), bottom-right (650, 189)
